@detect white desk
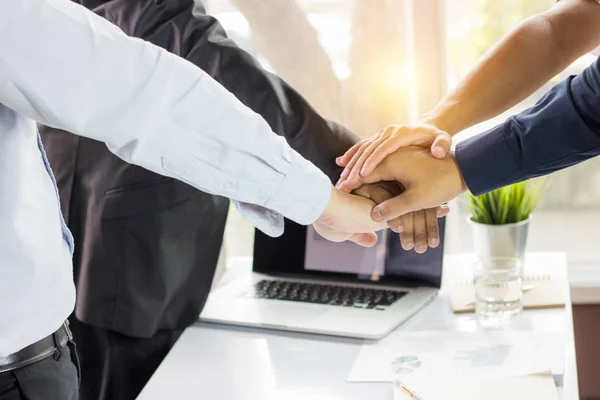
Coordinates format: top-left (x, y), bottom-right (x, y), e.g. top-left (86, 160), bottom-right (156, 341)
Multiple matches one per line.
top-left (137, 252), bottom-right (578, 400)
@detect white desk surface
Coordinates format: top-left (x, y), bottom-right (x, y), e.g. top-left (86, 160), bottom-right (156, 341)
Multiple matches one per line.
top-left (137, 252), bottom-right (578, 400)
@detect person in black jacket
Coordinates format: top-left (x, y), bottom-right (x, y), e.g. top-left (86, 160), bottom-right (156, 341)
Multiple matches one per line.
top-left (39, 1), bottom-right (443, 399)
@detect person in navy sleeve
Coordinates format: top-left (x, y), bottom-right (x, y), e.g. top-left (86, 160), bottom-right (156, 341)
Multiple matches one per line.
top-left (336, 0), bottom-right (600, 221)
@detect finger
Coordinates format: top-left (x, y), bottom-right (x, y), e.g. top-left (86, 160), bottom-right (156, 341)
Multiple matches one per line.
top-left (349, 232), bottom-right (378, 247)
top-left (337, 169), bottom-right (390, 193)
top-left (347, 136), bottom-right (387, 183)
top-left (352, 184), bottom-right (393, 205)
top-left (336, 139), bottom-right (367, 167)
top-left (374, 184), bottom-right (404, 232)
top-left (437, 204), bottom-right (450, 218)
top-left (371, 190), bottom-right (420, 222)
top-left (340, 139), bottom-right (373, 181)
top-left (338, 159), bottom-right (395, 193)
top-left (388, 216), bottom-right (404, 233)
top-left (425, 208), bottom-right (440, 248)
top-left (359, 131), bottom-right (434, 176)
top-left (431, 134), bottom-right (452, 159)
top-left (336, 180), bottom-right (355, 193)
top-left (412, 210), bottom-right (428, 253)
top-left (399, 213), bottom-right (414, 251)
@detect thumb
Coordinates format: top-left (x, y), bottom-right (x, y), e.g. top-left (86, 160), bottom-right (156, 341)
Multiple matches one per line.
top-left (371, 190), bottom-right (421, 222)
top-left (431, 133), bottom-right (452, 159)
top-left (348, 232), bottom-right (378, 247)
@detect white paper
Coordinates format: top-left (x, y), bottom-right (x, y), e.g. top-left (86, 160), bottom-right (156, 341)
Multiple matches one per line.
top-left (348, 331), bottom-right (565, 382)
top-left (393, 375), bottom-right (559, 400)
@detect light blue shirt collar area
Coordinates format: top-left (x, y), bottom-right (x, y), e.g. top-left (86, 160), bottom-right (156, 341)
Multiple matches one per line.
top-left (36, 132), bottom-right (75, 256)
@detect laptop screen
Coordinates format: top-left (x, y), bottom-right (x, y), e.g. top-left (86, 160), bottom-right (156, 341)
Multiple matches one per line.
top-left (253, 217), bottom-right (444, 289)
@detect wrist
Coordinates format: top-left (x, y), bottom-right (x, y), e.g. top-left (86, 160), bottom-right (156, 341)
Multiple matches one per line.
top-left (315, 186), bottom-right (337, 227)
top-left (449, 152), bottom-right (468, 194)
top-left (420, 102), bottom-right (464, 136)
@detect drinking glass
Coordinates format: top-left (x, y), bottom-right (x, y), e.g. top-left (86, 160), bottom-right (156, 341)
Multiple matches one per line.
top-left (473, 257), bottom-right (523, 326)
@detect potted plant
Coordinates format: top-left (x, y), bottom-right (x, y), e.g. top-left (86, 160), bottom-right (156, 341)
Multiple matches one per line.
top-left (466, 178), bottom-right (550, 267)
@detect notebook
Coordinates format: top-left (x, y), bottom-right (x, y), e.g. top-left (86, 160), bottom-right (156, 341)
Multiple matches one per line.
top-left (394, 374), bottom-right (559, 400)
top-left (450, 274), bottom-right (565, 313)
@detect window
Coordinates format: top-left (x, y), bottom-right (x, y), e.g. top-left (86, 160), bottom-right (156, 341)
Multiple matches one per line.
top-left (206, 0), bottom-right (600, 268)
top-left (442, 0), bottom-right (600, 264)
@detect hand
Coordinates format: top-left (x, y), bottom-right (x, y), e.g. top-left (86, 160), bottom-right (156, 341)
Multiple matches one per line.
top-left (335, 124), bottom-right (452, 185)
top-left (337, 147), bottom-right (467, 222)
top-left (352, 182), bottom-right (449, 253)
top-left (313, 187), bottom-right (388, 247)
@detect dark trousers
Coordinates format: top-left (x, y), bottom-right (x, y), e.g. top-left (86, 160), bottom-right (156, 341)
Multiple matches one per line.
top-left (0, 341), bottom-right (80, 400)
top-left (69, 317), bottom-right (183, 400)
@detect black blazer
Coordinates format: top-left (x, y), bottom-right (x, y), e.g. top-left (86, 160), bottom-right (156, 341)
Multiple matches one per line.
top-left (40, 0), bottom-right (357, 338)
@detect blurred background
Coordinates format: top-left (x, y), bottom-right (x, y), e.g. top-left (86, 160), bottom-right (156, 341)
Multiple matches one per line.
top-left (206, 0), bottom-right (600, 272)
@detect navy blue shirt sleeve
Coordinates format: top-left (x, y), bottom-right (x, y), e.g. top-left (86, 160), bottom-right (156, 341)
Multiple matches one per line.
top-left (455, 56), bottom-right (600, 195)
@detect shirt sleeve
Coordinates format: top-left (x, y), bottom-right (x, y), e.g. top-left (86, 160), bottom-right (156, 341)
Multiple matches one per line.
top-left (0, 0), bottom-right (332, 236)
top-left (94, 0), bottom-right (358, 183)
top-left (455, 56), bottom-right (600, 195)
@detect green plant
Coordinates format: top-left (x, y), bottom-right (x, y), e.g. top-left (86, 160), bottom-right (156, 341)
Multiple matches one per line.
top-left (467, 178), bottom-right (550, 225)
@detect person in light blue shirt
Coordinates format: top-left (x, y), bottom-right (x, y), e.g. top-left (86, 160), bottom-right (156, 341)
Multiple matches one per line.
top-left (0, 1), bottom-right (388, 398)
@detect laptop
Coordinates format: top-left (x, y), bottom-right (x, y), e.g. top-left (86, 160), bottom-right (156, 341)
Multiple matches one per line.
top-left (200, 218), bottom-right (445, 339)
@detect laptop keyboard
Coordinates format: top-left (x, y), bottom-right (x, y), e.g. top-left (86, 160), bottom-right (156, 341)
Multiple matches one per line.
top-left (240, 279), bottom-right (407, 310)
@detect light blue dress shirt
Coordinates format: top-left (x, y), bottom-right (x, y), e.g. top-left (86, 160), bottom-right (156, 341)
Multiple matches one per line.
top-left (0, 0), bottom-right (331, 356)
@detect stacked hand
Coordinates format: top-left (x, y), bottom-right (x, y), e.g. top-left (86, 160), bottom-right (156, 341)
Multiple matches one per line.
top-left (313, 182), bottom-right (449, 251)
top-left (352, 181), bottom-right (448, 252)
top-left (312, 186), bottom-right (389, 247)
top-left (329, 124), bottom-right (468, 248)
top-left (338, 147), bottom-right (466, 220)
top-left (337, 123), bottom-right (453, 179)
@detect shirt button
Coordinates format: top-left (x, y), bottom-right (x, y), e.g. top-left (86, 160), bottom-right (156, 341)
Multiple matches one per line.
top-left (282, 147), bottom-right (292, 163)
top-left (222, 181), bottom-right (236, 191)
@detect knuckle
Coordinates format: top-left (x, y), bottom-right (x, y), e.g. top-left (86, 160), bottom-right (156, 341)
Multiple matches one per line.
top-left (400, 229), bottom-right (413, 240)
top-left (392, 125), bottom-right (409, 135)
top-left (414, 232), bottom-right (428, 244)
top-left (427, 223), bottom-right (439, 233)
top-left (400, 235), bottom-right (413, 246)
top-left (361, 139), bottom-right (372, 148)
top-left (426, 217), bottom-right (439, 228)
top-left (378, 207), bottom-right (390, 220)
top-left (380, 129), bottom-right (392, 140)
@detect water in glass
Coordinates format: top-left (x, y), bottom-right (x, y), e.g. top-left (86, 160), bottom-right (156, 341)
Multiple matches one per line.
top-left (474, 257), bottom-right (523, 326)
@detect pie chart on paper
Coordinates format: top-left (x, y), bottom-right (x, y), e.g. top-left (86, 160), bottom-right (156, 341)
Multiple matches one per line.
top-left (391, 355), bottom-right (422, 374)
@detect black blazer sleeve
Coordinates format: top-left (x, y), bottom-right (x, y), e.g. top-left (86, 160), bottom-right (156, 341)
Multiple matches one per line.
top-left (93, 0), bottom-right (357, 182)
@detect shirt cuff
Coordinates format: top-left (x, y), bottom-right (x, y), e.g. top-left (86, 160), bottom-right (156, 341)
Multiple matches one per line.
top-left (266, 148), bottom-right (332, 225)
top-left (455, 124), bottom-right (524, 196)
top-left (233, 148), bottom-right (332, 238)
top-left (231, 201), bottom-right (286, 237)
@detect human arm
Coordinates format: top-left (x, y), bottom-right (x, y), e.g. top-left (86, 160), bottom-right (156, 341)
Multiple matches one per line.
top-left (339, 56), bottom-right (600, 220)
top-left (337, 0), bottom-right (600, 179)
top-left (93, 0), bottom-right (355, 179)
top-left (0, 0), bottom-right (385, 243)
top-left (424, 0), bottom-right (600, 136)
top-left (87, 0), bottom-right (445, 251)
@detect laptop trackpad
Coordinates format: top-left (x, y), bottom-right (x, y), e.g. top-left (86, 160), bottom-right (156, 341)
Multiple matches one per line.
top-left (257, 303), bottom-right (327, 326)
